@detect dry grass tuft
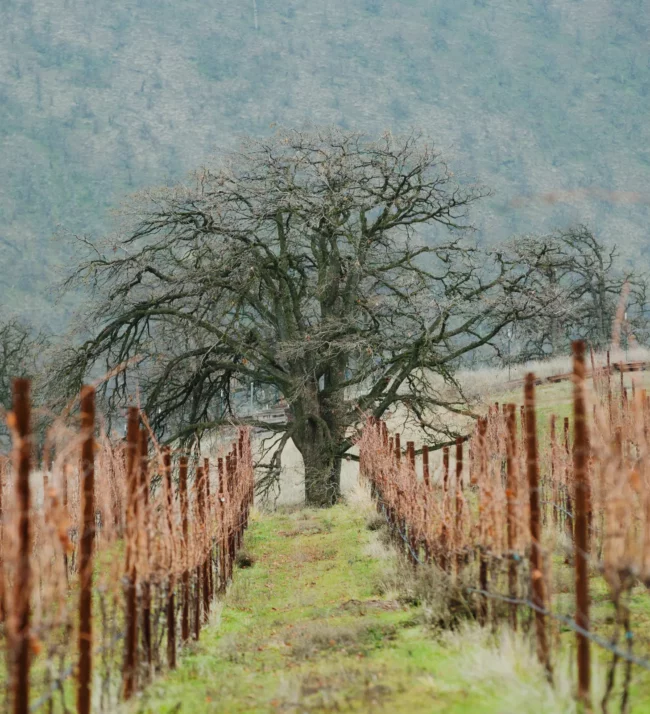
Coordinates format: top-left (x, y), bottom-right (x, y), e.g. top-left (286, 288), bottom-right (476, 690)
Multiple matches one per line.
top-left (287, 620), bottom-right (398, 661)
top-left (374, 558), bottom-right (477, 630)
top-left (365, 513), bottom-right (386, 532)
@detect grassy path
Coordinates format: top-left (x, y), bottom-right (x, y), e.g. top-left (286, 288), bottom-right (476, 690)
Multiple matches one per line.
top-left (131, 503), bottom-right (582, 714)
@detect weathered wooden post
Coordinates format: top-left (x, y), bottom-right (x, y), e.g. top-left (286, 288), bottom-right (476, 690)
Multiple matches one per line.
top-left (405, 441), bottom-right (418, 565)
top-left (62, 458), bottom-right (70, 583)
top-left (139, 428), bottom-right (152, 672)
top-left (198, 464), bottom-right (211, 625)
top-left (422, 446), bottom-right (430, 487)
top-left (229, 450), bottom-right (238, 575)
top-left (194, 465), bottom-right (204, 640)
top-left (406, 441), bottom-right (415, 469)
top-left (505, 404), bottom-right (519, 630)
top-left (524, 373), bottom-right (552, 678)
top-left (163, 447), bottom-right (176, 670)
top-left (122, 407), bottom-right (140, 700)
top-left (455, 437), bottom-right (464, 492)
top-left (455, 437), bottom-right (464, 571)
top-left (204, 457), bottom-right (214, 603)
top-left (179, 456), bottom-right (190, 643)
top-left (225, 454), bottom-right (233, 582)
top-left (421, 444), bottom-right (432, 563)
top-left (572, 340), bottom-right (591, 706)
top-left (620, 363), bottom-right (626, 410)
top-left (0, 432), bottom-right (5, 624)
top-left (11, 378), bottom-right (32, 714)
top-left (77, 386), bottom-right (96, 714)
top-left (550, 415), bottom-right (558, 528)
top-left (217, 457), bottom-right (226, 593)
top-left (607, 350), bottom-right (613, 425)
top-left (476, 419), bottom-right (488, 624)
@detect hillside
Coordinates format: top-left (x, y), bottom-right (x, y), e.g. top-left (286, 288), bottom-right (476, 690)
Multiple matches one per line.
top-left (1, 0), bottom-right (649, 328)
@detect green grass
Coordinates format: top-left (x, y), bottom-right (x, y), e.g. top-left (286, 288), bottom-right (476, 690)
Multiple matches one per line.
top-left (131, 502), bottom-right (585, 714)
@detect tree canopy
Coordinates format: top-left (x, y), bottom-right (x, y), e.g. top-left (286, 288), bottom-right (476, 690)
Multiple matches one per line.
top-left (55, 128), bottom-right (557, 505)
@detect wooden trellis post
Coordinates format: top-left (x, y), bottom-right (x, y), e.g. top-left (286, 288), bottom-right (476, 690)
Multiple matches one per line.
top-left (204, 457), bottom-right (214, 602)
top-left (505, 404), bottom-right (519, 631)
top-left (197, 464), bottom-right (210, 626)
top-left (476, 419), bottom-right (488, 624)
top-left (218, 457), bottom-right (226, 593)
top-left (122, 407), bottom-right (140, 700)
top-left (550, 415), bottom-right (558, 527)
top-left (406, 441), bottom-right (415, 469)
top-left (11, 378), bottom-right (32, 714)
top-left (455, 437), bottom-right (464, 571)
top-left (228, 453), bottom-right (236, 580)
top-left (194, 465), bottom-right (203, 641)
top-left (77, 386), bottom-right (96, 714)
top-left (422, 446), bottom-right (430, 487)
top-left (0, 428), bottom-right (5, 625)
top-left (564, 417), bottom-right (573, 545)
top-left (163, 447), bottom-right (176, 670)
top-left (179, 456), bottom-right (190, 643)
top-left (524, 373), bottom-right (552, 679)
top-left (139, 428), bottom-right (152, 672)
top-left (455, 437), bottom-right (464, 492)
top-left (572, 340), bottom-right (591, 706)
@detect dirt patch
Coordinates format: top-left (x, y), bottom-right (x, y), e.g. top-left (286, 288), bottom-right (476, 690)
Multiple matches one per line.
top-left (339, 599), bottom-right (402, 614)
top-left (292, 546), bottom-right (337, 564)
top-left (278, 520), bottom-right (328, 538)
top-left (271, 668), bottom-right (395, 712)
top-left (299, 671), bottom-right (392, 698)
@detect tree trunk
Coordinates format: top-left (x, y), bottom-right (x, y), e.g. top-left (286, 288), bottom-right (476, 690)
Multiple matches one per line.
top-left (296, 431), bottom-right (341, 507)
top-left (290, 377), bottom-right (343, 507)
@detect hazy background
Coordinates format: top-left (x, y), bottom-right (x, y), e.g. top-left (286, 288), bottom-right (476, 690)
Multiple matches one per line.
top-left (1, 0), bottom-right (649, 329)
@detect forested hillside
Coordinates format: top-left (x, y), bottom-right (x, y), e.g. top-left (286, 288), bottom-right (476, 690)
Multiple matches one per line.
top-left (1, 0), bottom-right (649, 328)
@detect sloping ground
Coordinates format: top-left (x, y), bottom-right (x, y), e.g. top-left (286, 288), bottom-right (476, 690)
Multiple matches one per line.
top-left (131, 501), bottom-right (580, 714)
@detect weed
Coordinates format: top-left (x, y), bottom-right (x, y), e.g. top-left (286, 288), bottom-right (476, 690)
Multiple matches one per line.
top-left (235, 550), bottom-right (255, 569)
top-left (365, 513), bottom-right (386, 532)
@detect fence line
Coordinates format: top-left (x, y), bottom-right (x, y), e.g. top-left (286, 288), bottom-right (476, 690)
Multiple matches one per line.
top-left (0, 380), bottom-right (255, 713)
top-left (359, 340), bottom-right (650, 711)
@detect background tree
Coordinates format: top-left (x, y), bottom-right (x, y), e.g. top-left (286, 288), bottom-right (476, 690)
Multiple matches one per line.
top-left (54, 128), bottom-right (555, 506)
top-left (501, 226), bottom-right (649, 363)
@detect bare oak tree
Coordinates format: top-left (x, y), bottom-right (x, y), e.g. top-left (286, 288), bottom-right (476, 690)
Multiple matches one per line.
top-left (54, 128), bottom-right (551, 505)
